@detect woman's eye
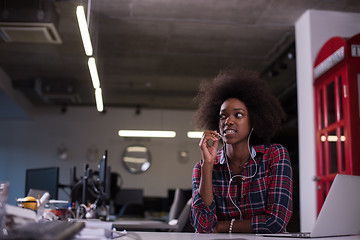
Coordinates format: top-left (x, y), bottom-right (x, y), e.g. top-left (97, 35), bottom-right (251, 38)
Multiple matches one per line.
top-left (219, 114), bottom-right (226, 119)
top-left (235, 112), bottom-right (243, 118)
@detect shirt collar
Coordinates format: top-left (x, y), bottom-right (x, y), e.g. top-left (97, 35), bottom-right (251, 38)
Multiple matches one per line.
top-left (217, 145), bottom-right (264, 165)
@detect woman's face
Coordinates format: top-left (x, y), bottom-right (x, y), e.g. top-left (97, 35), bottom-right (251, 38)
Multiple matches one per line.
top-left (218, 98), bottom-right (251, 145)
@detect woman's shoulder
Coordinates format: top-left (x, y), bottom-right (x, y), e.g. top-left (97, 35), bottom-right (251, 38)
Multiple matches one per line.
top-left (268, 143), bottom-right (288, 152)
top-left (255, 143), bottom-right (290, 165)
top-left (255, 143), bottom-right (288, 153)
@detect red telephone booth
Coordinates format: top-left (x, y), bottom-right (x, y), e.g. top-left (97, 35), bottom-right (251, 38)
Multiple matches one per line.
top-left (313, 33), bottom-right (360, 214)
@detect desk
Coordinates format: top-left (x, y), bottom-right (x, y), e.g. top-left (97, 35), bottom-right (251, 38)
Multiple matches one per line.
top-left (113, 232), bottom-right (360, 240)
top-left (73, 219), bottom-right (360, 239)
top-left (112, 219), bottom-right (178, 231)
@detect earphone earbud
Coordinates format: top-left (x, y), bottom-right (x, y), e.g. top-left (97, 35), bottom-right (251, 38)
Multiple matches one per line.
top-left (250, 146), bottom-right (256, 159)
top-left (249, 128), bottom-right (256, 159)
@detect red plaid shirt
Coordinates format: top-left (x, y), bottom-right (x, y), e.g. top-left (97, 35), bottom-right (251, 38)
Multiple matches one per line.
top-left (190, 144), bottom-right (293, 233)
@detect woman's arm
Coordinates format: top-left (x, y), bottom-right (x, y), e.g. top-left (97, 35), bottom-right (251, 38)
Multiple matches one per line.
top-left (190, 131), bottom-right (220, 233)
top-left (213, 219), bottom-right (253, 233)
top-left (191, 166), bottom-right (218, 233)
top-left (198, 130), bottom-right (220, 206)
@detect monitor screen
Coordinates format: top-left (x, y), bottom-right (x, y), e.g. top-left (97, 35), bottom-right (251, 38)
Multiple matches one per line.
top-left (98, 150), bottom-right (111, 201)
top-left (70, 151), bottom-right (112, 205)
top-left (98, 150), bottom-right (107, 185)
top-left (25, 167), bottom-right (59, 199)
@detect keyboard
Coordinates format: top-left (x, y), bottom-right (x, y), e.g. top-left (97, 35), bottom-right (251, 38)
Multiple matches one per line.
top-left (5, 221), bottom-right (85, 240)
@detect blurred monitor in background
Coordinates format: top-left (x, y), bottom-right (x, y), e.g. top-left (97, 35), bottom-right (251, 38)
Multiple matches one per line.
top-left (25, 167), bottom-right (59, 199)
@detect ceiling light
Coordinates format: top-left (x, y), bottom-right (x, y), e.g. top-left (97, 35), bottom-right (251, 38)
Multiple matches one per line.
top-left (118, 130), bottom-right (176, 138)
top-left (76, 6), bottom-right (93, 56)
top-left (95, 88), bottom-right (103, 112)
top-left (187, 131), bottom-right (203, 139)
top-left (88, 57), bottom-right (100, 88)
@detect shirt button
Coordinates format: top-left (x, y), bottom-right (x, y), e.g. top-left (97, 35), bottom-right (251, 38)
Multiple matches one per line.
top-left (242, 177), bottom-right (245, 181)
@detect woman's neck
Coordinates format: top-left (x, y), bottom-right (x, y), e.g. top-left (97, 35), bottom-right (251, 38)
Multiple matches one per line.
top-left (225, 142), bottom-right (250, 165)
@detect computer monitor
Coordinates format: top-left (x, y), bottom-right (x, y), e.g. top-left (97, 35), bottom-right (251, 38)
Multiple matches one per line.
top-left (70, 164), bottom-right (98, 204)
top-left (70, 150), bottom-right (113, 205)
top-left (98, 150), bottom-right (111, 202)
top-left (69, 166), bottom-right (77, 188)
top-left (25, 167), bottom-right (59, 199)
top-left (98, 150), bottom-right (107, 186)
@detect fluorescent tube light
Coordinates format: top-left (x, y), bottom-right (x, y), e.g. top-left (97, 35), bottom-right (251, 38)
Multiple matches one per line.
top-left (95, 88), bottom-right (103, 112)
top-left (187, 131), bottom-right (203, 139)
top-left (88, 57), bottom-right (100, 88)
top-left (118, 130), bottom-right (176, 138)
top-left (76, 6), bottom-right (93, 56)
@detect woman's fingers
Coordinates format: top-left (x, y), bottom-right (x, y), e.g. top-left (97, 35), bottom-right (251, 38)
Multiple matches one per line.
top-left (199, 130), bottom-right (220, 166)
top-left (199, 130), bottom-right (219, 147)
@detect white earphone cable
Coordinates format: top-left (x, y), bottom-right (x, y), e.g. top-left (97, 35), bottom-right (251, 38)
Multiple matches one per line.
top-left (220, 128), bottom-right (258, 219)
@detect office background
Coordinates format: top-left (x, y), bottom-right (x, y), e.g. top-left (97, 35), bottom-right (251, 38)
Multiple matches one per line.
top-left (0, 105), bottom-right (200, 205)
top-left (1, 5), bottom-right (360, 233)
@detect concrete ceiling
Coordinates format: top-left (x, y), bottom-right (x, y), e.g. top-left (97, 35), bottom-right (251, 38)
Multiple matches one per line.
top-left (0, 0), bottom-right (359, 119)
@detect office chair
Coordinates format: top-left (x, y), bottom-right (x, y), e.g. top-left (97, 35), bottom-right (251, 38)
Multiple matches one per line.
top-left (168, 188), bottom-right (187, 221)
top-left (169, 198), bottom-right (193, 232)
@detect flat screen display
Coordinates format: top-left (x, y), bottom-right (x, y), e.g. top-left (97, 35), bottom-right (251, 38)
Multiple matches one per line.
top-left (25, 167), bottom-right (59, 199)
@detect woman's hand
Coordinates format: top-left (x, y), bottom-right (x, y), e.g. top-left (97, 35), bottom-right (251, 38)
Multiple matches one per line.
top-left (198, 130), bottom-right (220, 207)
top-left (199, 130), bottom-right (220, 167)
top-left (212, 220), bottom-right (229, 233)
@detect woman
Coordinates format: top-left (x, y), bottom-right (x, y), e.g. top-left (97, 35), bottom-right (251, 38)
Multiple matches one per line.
top-left (190, 67), bottom-right (293, 233)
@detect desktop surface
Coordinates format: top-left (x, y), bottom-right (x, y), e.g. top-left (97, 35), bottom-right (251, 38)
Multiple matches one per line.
top-left (113, 218), bottom-right (178, 231)
top-left (105, 231), bottom-right (360, 240)
top-left (5, 221), bottom-right (85, 240)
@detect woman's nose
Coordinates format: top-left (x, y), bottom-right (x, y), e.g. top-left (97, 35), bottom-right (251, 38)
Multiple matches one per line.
top-left (225, 116), bottom-right (233, 125)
